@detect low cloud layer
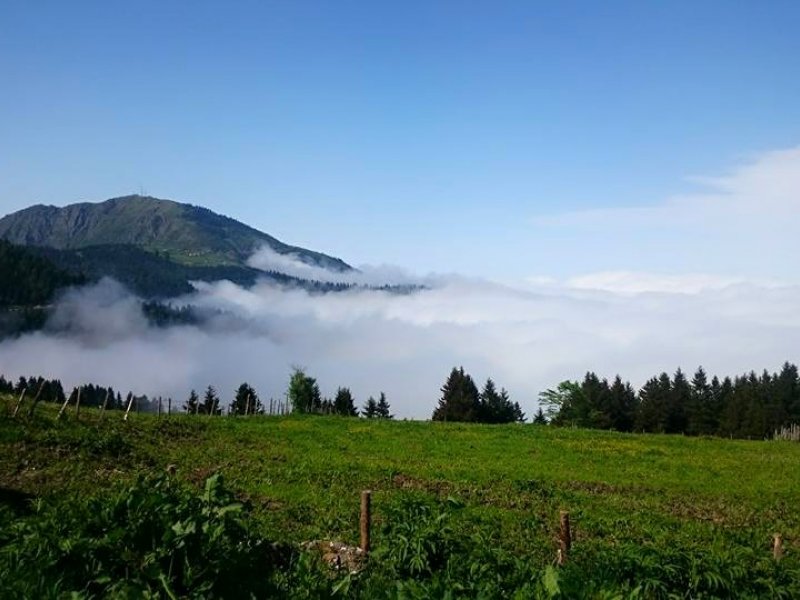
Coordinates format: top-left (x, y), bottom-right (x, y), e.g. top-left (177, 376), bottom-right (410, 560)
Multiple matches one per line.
top-left (0, 270), bottom-right (797, 419)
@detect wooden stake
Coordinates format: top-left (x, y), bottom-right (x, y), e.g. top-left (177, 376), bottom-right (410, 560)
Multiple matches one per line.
top-left (360, 490), bottom-right (372, 554)
top-left (11, 387), bottom-right (27, 418)
top-left (74, 386), bottom-right (82, 419)
top-left (57, 388), bottom-right (75, 420)
top-left (558, 511), bottom-right (571, 566)
top-left (168, 397), bottom-right (172, 416)
top-left (26, 380), bottom-right (47, 417)
top-left (158, 396), bottom-right (162, 417)
top-left (100, 388), bottom-right (110, 416)
top-left (773, 533), bottom-right (784, 562)
top-left (124, 394), bottom-right (134, 421)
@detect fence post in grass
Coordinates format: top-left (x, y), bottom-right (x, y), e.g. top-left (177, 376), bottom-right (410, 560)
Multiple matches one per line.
top-left (168, 397), bottom-right (171, 416)
top-left (100, 388), bottom-right (110, 418)
top-left (557, 511), bottom-right (571, 566)
top-left (11, 387), bottom-right (27, 418)
top-left (26, 380), bottom-right (47, 418)
top-left (360, 490), bottom-right (372, 555)
top-left (158, 396), bottom-right (162, 418)
top-left (57, 388), bottom-right (74, 420)
top-left (773, 534), bottom-right (784, 562)
top-left (123, 394), bottom-right (135, 421)
top-left (74, 386), bottom-right (82, 419)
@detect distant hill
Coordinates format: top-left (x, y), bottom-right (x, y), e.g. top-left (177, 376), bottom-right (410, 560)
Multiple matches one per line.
top-left (0, 195), bottom-right (351, 271)
top-left (0, 240), bottom-right (84, 307)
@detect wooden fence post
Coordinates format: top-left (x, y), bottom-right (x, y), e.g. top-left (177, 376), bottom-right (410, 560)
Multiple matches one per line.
top-left (57, 388), bottom-right (74, 420)
top-left (158, 396), bottom-right (162, 417)
top-left (11, 387), bottom-right (27, 418)
top-left (124, 394), bottom-right (135, 421)
top-left (168, 397), bottom-right (172, 416)
top-left (773, 534), bottom-right (784, 562)
top-left (74, 386), bottom-right (82, 419)
top-left (557, 511), bottom-right (571, 566)
top-left (100, 388), bottom-right (110, 418)
top-left (26, 380), bottom-right (47, 417)
top-left (360, 490), bottom-right (372, 554)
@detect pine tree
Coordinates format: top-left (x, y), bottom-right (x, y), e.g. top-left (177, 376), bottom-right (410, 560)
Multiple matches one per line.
top-left (533, 407), bottom-right (547, 424)
top-left (667, 369), bottom-right (690, 433)
top-left (775, 362), bottom-right (799, 424)
top-left (376, 392), bottom-right (392, 419)
top-left (635, 374), bottom-right (671, 432)
top-left (231, 382), bottom-right (261, 415)
top-left (432, 367), bottom-right (481, 422)
top-left (688, 366), bottom-right (716, 435)
top-left (607, 376), bottom-right (637, 432)
top-left (201, 385), bottom-right (221, 415)
top-left (478, 378), bottom-right (498, 423)
top-left (582, 372), bottom-right (612, 429)
top-left (362, 396), bottom-right (378, 418)
top-left (333, 387), bottom-right (358, 416)
top-left (184, 389), bottom-right (200, 414)
top-left (511, 398), bottom-right (526, 423)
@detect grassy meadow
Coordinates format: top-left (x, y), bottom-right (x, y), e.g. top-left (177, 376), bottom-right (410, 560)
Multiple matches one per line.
top-left (1, 396), bottom-right (799, 598)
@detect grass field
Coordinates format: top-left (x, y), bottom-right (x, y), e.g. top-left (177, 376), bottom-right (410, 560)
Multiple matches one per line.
top-left (1, 396), bottom-right (799, 598)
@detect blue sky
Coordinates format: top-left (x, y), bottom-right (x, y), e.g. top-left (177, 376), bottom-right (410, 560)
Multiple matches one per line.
top-left (1, 1), bottom-right (799, 280)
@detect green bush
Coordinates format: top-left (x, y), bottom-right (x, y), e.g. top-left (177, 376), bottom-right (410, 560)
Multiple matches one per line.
top-left (0, 474), bottom-right (284, 598)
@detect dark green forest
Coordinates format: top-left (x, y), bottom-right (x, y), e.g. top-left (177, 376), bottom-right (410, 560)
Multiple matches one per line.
top-left (540, 362), bottom-right (800, 439)
top-left (0, 239), bottom-right (84, 306)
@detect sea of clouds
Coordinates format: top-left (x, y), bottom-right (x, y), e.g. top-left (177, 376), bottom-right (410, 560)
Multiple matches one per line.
top-left (0, 268), bottom-right (797, 418)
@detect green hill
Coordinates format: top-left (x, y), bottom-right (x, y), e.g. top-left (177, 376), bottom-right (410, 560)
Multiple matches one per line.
top-left (0, 195), bottom-right (351, 271)
top-left (1, 402), bottom-right (798, 597)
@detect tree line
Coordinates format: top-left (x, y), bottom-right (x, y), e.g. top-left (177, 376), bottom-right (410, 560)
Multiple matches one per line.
top-left (539, 362), bottom-right (800, 439)
top-left (2, 368), bottom-right (392, 420)
top-left (431, 367), bottom-right (525, 424)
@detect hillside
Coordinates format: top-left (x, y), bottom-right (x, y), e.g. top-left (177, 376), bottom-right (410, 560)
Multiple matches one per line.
top-left (1, 401), bottom-right (798, 597)
top-left (0, 195), bottom-right (351, 271)
top-left (0, 239), bottom-right (84, 306)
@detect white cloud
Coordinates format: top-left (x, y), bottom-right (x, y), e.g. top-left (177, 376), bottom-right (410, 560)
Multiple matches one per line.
top-left (564, 271), bottom-right (773, 295)
top-left (530, 146), bottom-right (800, 281)
top-left (0, 274), bottom-right (797, 419)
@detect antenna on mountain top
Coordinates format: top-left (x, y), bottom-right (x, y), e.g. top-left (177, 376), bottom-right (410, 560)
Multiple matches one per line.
top-left (138, 184), bottom-right (147, 197)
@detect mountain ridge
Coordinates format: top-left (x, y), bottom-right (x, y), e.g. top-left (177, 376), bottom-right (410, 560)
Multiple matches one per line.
top-left (0, 195), bottom-right (351, 272)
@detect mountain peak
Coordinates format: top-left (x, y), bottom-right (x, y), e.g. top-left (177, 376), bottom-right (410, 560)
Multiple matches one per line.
top-left (0, 195), bottom-right (351, 272)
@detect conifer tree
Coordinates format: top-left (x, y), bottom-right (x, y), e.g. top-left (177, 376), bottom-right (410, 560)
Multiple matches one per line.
top-left (376, 392), bottom-right (392, 419)
top-left (200, 385), bottom-right (221, 415)
top-left (533, 407), bottom-right (547, 424)
top-left (333, 387), bottom-right (358, 416)
top-left (432, 367), bottom-right (481, 422)
top-left (635, 374), bottom-right (671, 432)
top-left (231, 383), bottom-right (261, 415)
top-left (361, 396), bottom-right (377, 418)
top-left (184, 389), bottom-right (200, 414)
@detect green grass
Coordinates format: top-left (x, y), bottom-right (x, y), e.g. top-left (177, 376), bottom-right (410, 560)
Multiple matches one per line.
top-left (1, 396), bottom-right (799, 598)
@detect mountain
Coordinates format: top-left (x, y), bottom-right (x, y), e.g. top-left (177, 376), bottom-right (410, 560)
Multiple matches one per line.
top-left (0, 195), bottom-right (351, 272)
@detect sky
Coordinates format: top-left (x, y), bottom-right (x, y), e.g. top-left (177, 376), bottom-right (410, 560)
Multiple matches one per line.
top-left (2, 1), bottom-right (799, 281)
top-left (0, 2), bottom-right (799, 416)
